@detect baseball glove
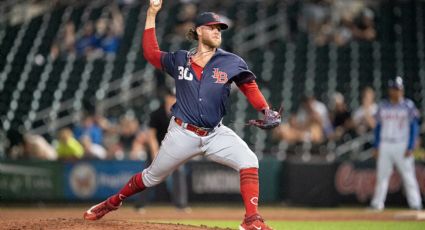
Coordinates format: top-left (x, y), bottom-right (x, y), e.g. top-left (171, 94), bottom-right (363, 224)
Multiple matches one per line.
top-left (247, 107), bottom-right (282, 130)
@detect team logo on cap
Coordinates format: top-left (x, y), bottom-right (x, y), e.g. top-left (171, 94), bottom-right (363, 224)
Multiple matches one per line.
top-left (212, 68), bottom-right (228, 84)
top-left (212, 13), bottom-right (220, 21)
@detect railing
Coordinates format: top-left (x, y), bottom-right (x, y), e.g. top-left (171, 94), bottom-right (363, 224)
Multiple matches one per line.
top-left (0, 0), bottom-right (28, 24)
top-left (24, 6), bottom-right (74, 130)
top-left (29, 1), bottom-right (171, 137)
top-left (334, 132), bottom-right (374, 159)
top-left (30, 66), bottom-right (154, 136)
top-left (232, 14), bottom-right (286, 55)
top-left (6, 13), bottom-right (52, 128)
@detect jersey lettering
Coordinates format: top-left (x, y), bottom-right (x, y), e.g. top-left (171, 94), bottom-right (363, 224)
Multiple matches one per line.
top-left (177, 66), bottom-right (193, 81)
top-left (161, 49), bottom-right (256, 127)
top-left (212, 68), bottom-right (228, 84)
top-left (377, 99), bottom-right (418, 143)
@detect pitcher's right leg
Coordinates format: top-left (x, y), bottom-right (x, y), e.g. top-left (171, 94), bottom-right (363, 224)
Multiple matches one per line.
top-left (84, 119), bottom-right (201, 220)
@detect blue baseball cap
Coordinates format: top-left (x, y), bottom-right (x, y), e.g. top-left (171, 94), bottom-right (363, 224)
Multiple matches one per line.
top-left (388, 76), bottom-right (404, 90)
top-left (195, 12), bottom-right (228, 30)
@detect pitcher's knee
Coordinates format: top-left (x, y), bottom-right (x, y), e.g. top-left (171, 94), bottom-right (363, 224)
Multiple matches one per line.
top-left (142, 168), bottom-right (165, 187)
top-left (237, 153), bottom-right (259, 170)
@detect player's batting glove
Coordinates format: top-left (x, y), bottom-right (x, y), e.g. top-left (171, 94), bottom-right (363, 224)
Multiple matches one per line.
top-left (247, 107), bottom-right (282, 130)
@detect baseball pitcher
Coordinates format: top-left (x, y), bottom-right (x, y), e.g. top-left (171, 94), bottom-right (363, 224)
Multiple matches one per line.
top-left (84, 1), bottom-right (281, 229)
top-left (370, 76), bottom-right (422, 210)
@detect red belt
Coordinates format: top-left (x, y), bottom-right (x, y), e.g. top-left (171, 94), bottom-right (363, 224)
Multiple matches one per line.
top-left (174, 117), bottom-right (210, 137)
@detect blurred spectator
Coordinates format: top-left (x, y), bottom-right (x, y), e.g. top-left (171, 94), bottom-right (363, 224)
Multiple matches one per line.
top-left (168, 3), bottom-right (197, 42)
top-left (116, 0), bottom-right (135, 6)
top-left (50, 20), bottom-right (76, 60)
top-left (93, 17), bottom-right (108, 56)
top-left (146, 89), bottom-right (176, 159)
top-left (95, 5), bottom-right (124, 57)
top-left (353, 87), bottom-right (377, 135)
top-left (80, 135), bottom-right (107, 160)
top-left (299, 0), bottom-right (376, 46)
top-left (333, 14), bottom-right (354, 46)
top-left (23, 133), bottom-right (57, 160)
top-left (178, 3), bottom-right (197, 25)
top-left (274, 112), bottom-right (324, 144)
top-left (113, 115), bottom-right (149, 160)
top-left (333, 7), bottom-right (376, 46)
top-left (331, 0), bottom-right (366, 25)
top-left (296, 95), bottom-right (333, 140)
top-left (102, 121), bottom-right (121, 160)
top-left (274, 95), bottom-right (332, 144)
top-left (50, 3), bottom-right (124, 60)
top-left (286, 0), bottom-right (302, 39)
top-left (5, 129), bottom-right (24, 159)
top-left (73, 114), bottom-right (104, 146)
top-left (300, 0), bottom-right (332, 35)
top-left (56, 128), bottom-right (84, 160)
top-left (109, 5), bottom-right (124, 36)
top-left (76, 21), bottom-right (97, 57)
top-left (95, 17), bottom-right (108, 39)
top-left (49, 42), bottom-right (61, 60)
top-left (300, 0), bottom-right (332, 45)
top-left (180, 0), bottom-right (200, 3)
top-left (329, 92), bottom-right (354, 140)
top-left (100, 29), bottom-right (121, 56)
top-left (63, 20), bottom-right (77, 55)
top-left (9, 0), bottom-right (50, 25)
top-left (351, 7), bottom-right (376, 41)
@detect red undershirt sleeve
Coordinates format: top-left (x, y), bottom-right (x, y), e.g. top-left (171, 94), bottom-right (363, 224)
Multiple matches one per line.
top-left (238, 80), bottom-right (269, 112)
top-left (142, 28), bottom-right (164, 69)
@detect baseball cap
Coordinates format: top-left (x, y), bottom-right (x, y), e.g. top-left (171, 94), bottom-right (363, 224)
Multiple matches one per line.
top-left (388, 76), bottom-right (404, 90)
top-left (194, 12), bottom-right (228, 30)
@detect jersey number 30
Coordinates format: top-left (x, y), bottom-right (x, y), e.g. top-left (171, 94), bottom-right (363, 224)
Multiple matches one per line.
top-left (178, 66), bottom-right (193, 81)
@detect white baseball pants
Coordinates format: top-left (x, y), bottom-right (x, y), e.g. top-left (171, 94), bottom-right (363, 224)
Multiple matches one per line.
top-left (142, 117), bottom-right (259, 187)
top-left (371, 142), bottom-right (422, 209)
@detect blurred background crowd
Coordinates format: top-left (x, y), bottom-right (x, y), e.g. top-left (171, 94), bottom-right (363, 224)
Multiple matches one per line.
top-left (7, 86), bottom-right (425, 162)
top-left (1, 0), bottom-right (425, 163)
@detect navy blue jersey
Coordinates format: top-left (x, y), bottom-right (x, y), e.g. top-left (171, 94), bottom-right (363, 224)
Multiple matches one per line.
top-left (161, 48), bottom-right (255, 128)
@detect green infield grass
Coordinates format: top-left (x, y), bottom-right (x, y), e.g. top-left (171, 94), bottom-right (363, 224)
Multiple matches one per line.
top-left (161, 220), bottom-right (425, 230)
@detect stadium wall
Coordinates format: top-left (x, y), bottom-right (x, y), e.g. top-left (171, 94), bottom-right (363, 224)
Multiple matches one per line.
top-left (1, 160), bottom-right (424, 207)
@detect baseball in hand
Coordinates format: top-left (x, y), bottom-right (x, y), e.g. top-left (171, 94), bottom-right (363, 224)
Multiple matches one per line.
top-left (151, 0), bottom-right (160, 6)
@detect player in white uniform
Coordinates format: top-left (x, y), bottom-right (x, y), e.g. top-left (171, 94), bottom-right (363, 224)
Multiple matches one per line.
top-left (370, 76), bottom-right (423, 210)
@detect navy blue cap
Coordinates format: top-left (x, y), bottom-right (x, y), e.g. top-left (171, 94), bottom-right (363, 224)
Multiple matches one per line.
top-left (388, 76), bottom-right (404, 90)
top-left (195, 12), bottom-right (228, 30)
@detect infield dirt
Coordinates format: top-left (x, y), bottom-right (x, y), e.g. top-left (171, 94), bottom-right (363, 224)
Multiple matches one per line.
top-left (0, 205), bottom-right (422, 229)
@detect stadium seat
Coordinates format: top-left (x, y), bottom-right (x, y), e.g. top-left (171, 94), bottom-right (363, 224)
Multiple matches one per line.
top-left (0, 0), bottom-right (424, 158)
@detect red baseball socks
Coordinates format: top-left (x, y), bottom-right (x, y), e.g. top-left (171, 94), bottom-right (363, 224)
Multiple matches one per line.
top-left (109, 172), bottom-right (146, 206)
top-left (240, 167), bottom-right (260, 217)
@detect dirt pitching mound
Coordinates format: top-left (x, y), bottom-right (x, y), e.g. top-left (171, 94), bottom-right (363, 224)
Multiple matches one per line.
top-left (1, 218), bottom-right (229, 230)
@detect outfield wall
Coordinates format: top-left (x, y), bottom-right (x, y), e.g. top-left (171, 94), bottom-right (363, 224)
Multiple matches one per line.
top-left (1, 159), bottom-right (424, 207)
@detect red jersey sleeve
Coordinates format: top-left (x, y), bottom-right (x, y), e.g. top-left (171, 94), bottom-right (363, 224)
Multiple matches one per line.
top-left (238, 80), bottom-right (269, 112)
top-left (142, 28), bottom-right (164, 69)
